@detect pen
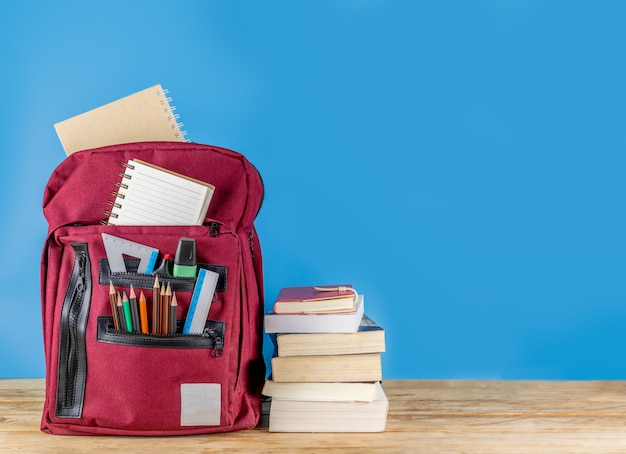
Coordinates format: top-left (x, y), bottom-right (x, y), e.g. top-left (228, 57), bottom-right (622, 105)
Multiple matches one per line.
top-left (152, 253), bottom-right (173, 277)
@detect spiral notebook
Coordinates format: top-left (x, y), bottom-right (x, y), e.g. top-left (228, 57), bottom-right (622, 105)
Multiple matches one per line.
top-left (105, 159), bottom-right (215, 226)
top-left (54, 84), bottom-right (188, 156)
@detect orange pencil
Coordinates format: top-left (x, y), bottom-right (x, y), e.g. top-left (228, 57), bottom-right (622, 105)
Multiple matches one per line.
top-left (139, 290), bottom-right (149, 334)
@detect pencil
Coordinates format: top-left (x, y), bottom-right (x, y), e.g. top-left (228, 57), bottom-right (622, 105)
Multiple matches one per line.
top-left (161, 283), bottom-right (170, 334)
top-left (116, 292), bottom-right (126, 332)
top-left (129, 285), bottom-right (141, 333)
top-left (109, 281), bottom-right (119, 330)
top-left (169, 291), bottom-right (178, 334)
top-left (122, 291), bottom-right (133, 332)
top-left (152, 275), bottom-right (160, 334)
top-left (139, 290), bottom-right (149, 334)
top-left (165, 283), bottom-right (173, 334)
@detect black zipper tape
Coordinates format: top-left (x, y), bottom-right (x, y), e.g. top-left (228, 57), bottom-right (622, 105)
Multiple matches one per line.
top-left (98, 258), bottom-right (227, 292)
top-left (56, 243), bottom-right (92, 418)
top-left (97, 316), bottom-right (225, 353)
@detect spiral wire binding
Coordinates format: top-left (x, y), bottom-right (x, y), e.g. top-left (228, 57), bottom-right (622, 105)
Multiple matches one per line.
top-left (157, 87), bottom-right (189, 142)
top-left (101, 161), bottom-right (135, 225)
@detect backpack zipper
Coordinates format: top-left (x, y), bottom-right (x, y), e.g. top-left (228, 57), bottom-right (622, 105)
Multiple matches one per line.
top-left (56, 243), bottom-right (91, 418)
top-left (97, 316), bottom-right (225, 357)
top-left (249, 230), bottom-right (257, 260)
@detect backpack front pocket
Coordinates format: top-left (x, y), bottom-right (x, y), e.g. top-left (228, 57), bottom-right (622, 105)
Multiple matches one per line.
top-left (74, 317), bottom-right (230, 432)
top-left (49, 223), bottom-right (239, 434)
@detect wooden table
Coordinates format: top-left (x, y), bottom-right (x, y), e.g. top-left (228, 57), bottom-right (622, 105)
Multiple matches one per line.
top-left (2, 379), bottom-right (626, 452)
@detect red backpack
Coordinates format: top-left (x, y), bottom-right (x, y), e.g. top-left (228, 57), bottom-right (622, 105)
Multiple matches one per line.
top-left (40, 141), bottom-right (265, 435)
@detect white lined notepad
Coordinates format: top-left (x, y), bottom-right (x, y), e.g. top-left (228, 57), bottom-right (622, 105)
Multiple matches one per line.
top-left (106, 159), bottom-right (215, 226)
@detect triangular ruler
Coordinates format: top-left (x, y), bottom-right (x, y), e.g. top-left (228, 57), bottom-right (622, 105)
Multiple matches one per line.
top-left (102, 233), bottom-right (159, 274)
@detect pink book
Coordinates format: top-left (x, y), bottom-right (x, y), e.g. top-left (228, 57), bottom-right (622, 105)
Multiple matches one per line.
top-left (273, 285), bottom-right (358, 314)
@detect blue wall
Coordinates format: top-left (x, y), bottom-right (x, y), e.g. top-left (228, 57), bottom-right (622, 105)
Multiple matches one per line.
top-left (2, 0), bottom-right (626, 379)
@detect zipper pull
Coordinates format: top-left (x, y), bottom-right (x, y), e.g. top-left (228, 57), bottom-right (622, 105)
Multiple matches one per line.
top-left (209, 222), bottom-right (220, 237)
top-left (203, 327), bottom-right (224, 357)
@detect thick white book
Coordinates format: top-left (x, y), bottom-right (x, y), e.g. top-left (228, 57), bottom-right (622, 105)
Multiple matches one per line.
top-left (276, 314), bottom-right (385, 357)
top-left (264, 295), bottom-right (364, 334)
top-left (262, 380), bottom-right (380, 402)
top-left (268, 381), bottom-right (388, 432)
top-left (271, 352), bottom-right (382, 383)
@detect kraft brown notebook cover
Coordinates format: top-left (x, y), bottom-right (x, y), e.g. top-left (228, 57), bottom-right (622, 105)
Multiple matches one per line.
top-left (54, 84), bottom-right (187, 155)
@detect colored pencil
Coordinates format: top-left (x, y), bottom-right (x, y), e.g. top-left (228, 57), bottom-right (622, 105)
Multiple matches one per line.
top-left (116, 292), bottom-right (126, 332)
top-left (109, 281), bottom-right (119, 330)
top-left (169, 292), bottom-right (178, 334)
top-left (160, 283), bottom-right (168, 334)
top-left (152, 275), bottom-right (160, 334)
top-left (139, 290), bottom-right (149, 334)
top-left (122, 291), bottom-right (133, 332)
top-left (129, 285), bottom-right (141, 333)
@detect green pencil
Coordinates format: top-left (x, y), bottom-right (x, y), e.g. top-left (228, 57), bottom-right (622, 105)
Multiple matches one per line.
top-left (122, 291), bottom-right (133, 332)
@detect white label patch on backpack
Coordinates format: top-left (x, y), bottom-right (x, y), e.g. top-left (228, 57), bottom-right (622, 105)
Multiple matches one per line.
top-left (180, 383), bottom-right (221, 426)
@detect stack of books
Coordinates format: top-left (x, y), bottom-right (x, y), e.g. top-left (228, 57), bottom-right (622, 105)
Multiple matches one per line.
top-left (263, 285), bottom-right (388, 432)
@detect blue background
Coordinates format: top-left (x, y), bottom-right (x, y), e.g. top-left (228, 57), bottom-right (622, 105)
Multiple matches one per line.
top-left (2, 0), bottom-right (626, 379)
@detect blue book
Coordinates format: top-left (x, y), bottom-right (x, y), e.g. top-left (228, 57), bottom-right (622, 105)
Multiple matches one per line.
top-left (183, 268), bottom-right (220, 334)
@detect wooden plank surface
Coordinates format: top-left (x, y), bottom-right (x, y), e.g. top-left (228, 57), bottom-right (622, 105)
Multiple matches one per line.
top-left (2, 379), bottom-right (626, 453)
